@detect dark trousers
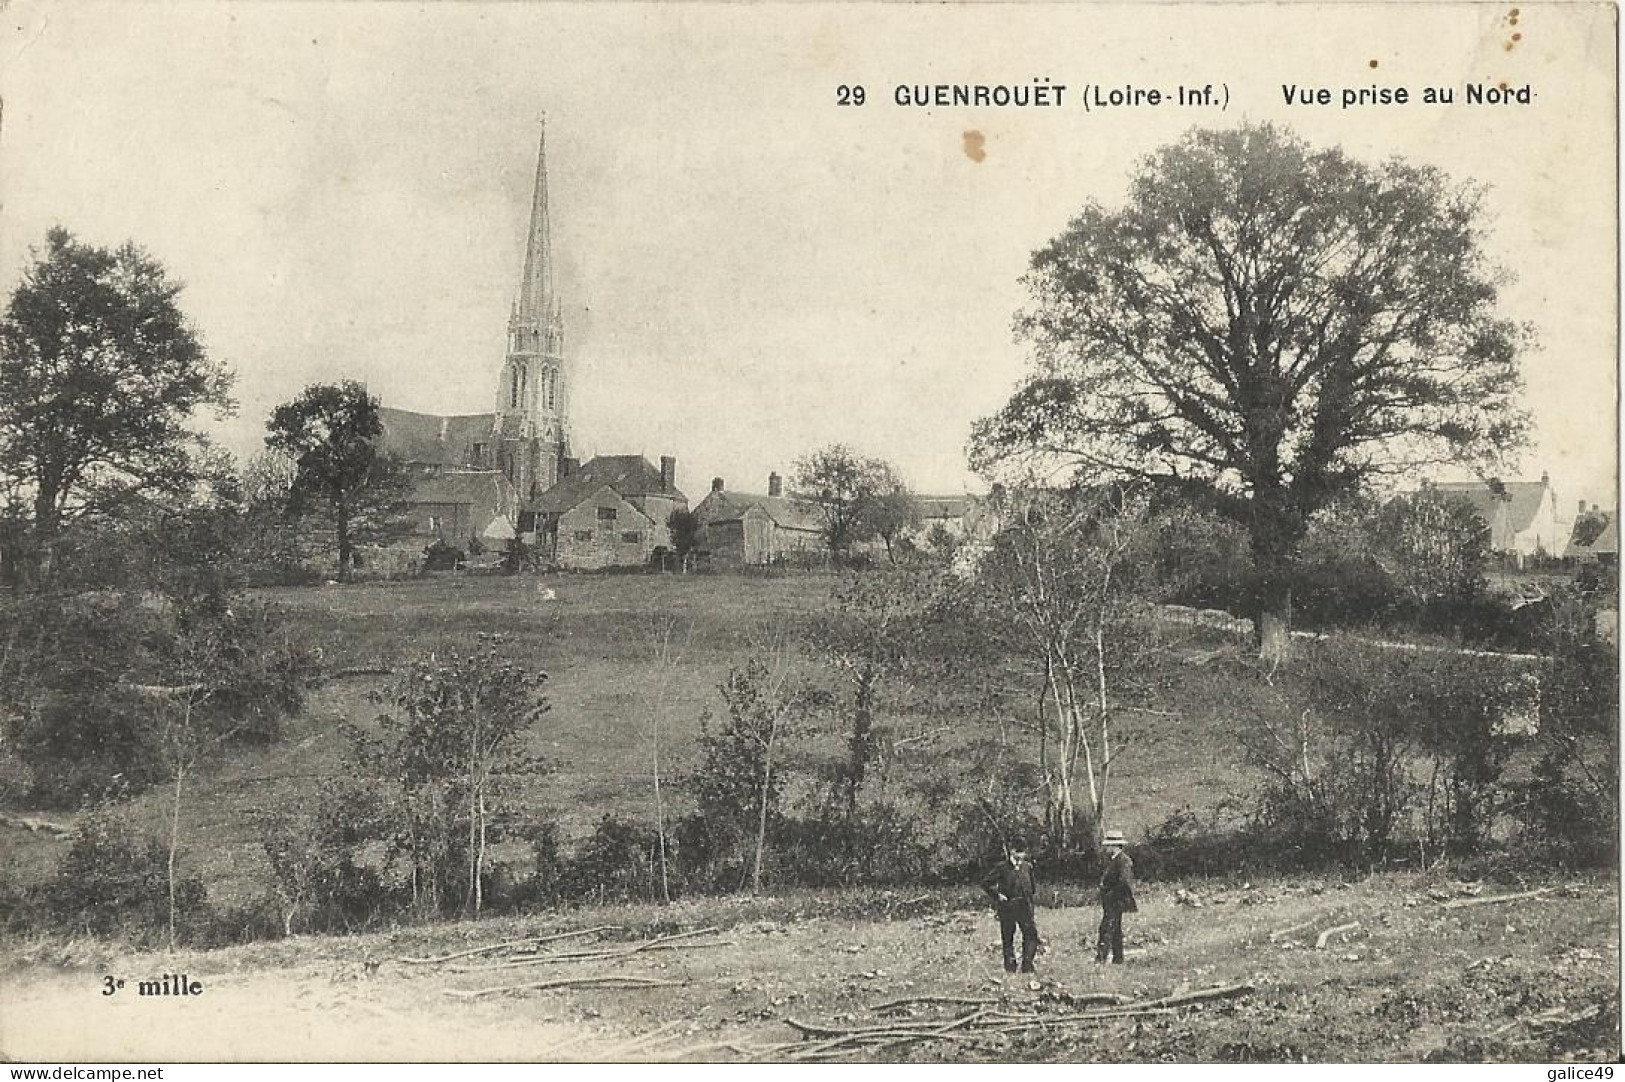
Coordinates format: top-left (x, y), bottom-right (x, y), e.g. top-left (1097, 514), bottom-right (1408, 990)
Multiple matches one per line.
top-left (1097, 907), bottom-right (1125, 963)
top-left (998, 901), bottom-right (1040, 971)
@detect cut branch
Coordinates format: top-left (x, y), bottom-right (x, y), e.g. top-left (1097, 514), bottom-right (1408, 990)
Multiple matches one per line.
top-left (444, 974), bottom-right (680, 1000)
top-left (1439, 886), bottom-right (1556, 910)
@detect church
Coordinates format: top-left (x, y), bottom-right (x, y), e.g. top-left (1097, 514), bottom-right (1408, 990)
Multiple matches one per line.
top-left (378, 124), bottom-right (688, 568)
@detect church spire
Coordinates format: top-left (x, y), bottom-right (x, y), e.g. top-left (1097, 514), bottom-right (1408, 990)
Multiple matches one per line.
top-left (516, 117), bottom-right (554, 326)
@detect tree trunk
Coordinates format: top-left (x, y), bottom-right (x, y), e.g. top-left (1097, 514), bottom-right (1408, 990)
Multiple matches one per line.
top-left (752, 734), bottom-right (774, 895)
top-left (652, 703), bottom-right (671, 904)
top-left (1256, 579), bottom-right (1293, 666)
top-left (336, 491), bottom-right (352, 577)
top-left (168, 765), bottom-right (184, 949)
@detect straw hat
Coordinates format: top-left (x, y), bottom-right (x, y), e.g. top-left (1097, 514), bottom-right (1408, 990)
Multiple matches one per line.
top-left (1103, 830), bottom-right (1127, 847)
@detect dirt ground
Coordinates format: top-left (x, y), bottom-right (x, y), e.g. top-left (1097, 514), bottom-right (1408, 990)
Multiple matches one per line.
top-left (2, 872), bottom-right (1617, 1063)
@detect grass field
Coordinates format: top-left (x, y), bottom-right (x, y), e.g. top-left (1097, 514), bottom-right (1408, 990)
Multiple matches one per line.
top-left (6, 570), bottom-right (1264, 904)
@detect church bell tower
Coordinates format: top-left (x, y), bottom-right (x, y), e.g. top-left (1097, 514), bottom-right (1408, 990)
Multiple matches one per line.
top-left (494, 118), bottom-right (569, 501)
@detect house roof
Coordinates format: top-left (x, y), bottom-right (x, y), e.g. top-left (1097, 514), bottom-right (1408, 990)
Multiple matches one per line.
top-left (1430, 480), bottom-right (1551, 535)
top-left (378, 407), bottom-right (495, 468)
top-left (532, 476), bottom-right (655, 524)
top-left (572, 455), bottom-right (684, 497)
top-left (695, 490), bottom-right (824, 532)
top-left (408, 470), bottom-right (514, 511)
top-left (917, 495), bottom-right (976, 519)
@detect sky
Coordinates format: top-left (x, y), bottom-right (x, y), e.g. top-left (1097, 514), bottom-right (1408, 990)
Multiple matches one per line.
top-left (0, 2), bottom-right (1616, 507)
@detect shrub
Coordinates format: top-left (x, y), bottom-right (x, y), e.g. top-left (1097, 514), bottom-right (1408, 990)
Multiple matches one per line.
top-left (356, 636), bottom-right (550, 918)
top-left (775, 804), bottom-right (935, 888)
top-left (422, 540), bottom-right (464, 571)
top-left (259, 782), bottom-right (391, 935)
top-left (559, 814), bottom-right (674, 905)
top-left (35, 804), bottom-right (206, 942)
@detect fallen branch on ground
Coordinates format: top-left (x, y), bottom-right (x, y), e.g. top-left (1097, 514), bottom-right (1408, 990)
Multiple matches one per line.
top-left (1439, 887), bottom-right (1556, 911)
top-left (452, 933), bottom-right (731, 972)
top-left (444, 974), bottom-right (680, 1000)
top-left (1315, 921), bottom-right (1360, 949)
top-left (783, 1010), bottom-right (994, 1060)
top-left (868, 995), bottom-right (1002, 1013)
top-left (397, 925), bottom-right (623, 965)
top-left (778, 984), bottom-right (1257, 1058)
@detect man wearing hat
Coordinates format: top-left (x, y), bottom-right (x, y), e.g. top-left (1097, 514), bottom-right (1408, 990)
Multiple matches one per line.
top-left (980, 836), bottom-right (1041, 973)
top-left (1097, 829), bottom-right (1137, 964)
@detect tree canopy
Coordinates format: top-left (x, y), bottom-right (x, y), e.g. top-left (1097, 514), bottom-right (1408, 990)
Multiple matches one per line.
top-left (265, 381), bottom-right (411, 575)
top-left (791, 443), bottom-right (915, 560)
top-left (971, 124), bottom-right (1530, 655)
top-left (0, 227), bottom-right (234, 571)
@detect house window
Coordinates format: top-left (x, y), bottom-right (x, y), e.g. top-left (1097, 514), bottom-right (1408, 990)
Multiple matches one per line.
top-left (574, 530), bottom-right (593, 542)
top-left (621, 531), bottom-right (642, 545)
top-left (597, 506), bottom-right (618, 522)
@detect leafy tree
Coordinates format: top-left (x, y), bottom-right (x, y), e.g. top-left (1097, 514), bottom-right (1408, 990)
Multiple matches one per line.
top-left (1370, 487), bottom-right (1489, 609)
top-left (690, 630), bottom-right (816, 893)
top-left (665, 507), bottom-right (703, 570)
top-left (0, 227), bottom-right (235, 579)
top-left (972, 125), bottom-right (1531, 661)
top-left (808, 570), bottom-right (947, 819)
top-left (361, 636), bottom-right (549, 917)
top-left (869, 485), bottom-right (922, 565)
top-left (790, 444), bottom-right (909, 561)
top-left (1571, 507), bottom-right (1611, 549)
top-left (265, 381), bottom-right (413, 576)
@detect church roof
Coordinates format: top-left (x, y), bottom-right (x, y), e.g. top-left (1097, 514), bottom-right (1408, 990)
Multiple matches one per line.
top-left (408, 470), bottom-right (514, 510)
top-left (1430, 479), bottom-right (1552, 535)
top-left (378, 407), bottom-right (494, 469)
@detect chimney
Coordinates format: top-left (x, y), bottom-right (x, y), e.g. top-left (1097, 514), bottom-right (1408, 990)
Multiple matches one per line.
top-left (1580, 499), bottom-right (1588, 515)
top-left (711, 477), bottom-right (724, 493)
top-left (768, 472), bottom-right (782, 498)
top-left (659, 455), bottom-right (676, 491)
top-left (1541, 470), bottom-right (1550, 485)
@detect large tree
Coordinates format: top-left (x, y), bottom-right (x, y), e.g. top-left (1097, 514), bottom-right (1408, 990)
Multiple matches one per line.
top-left (0, 227), bottom-right (234, 577)
top-left (972, 125), bottom-right (1530, 660)
top-left (791, 444), bottom-right (913, 562)
top-left (265, 381), bottom-right (411, 576)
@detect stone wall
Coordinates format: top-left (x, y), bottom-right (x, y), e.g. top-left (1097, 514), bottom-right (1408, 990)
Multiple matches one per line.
top-left (553, 491), bottom-right (663, 569)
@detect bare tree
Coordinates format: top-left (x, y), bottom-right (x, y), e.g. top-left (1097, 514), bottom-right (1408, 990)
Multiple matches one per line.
top-left (644, 614), bottom-right (693, 903)
top-left (977, 483), bottom-right (1155, 849)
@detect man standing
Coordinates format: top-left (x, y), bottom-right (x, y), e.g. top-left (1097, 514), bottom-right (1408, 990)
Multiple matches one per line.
top-left (980, 836), bottom-right (1040, 973)
top-left (1097, 829), bottom-right (1137, 964)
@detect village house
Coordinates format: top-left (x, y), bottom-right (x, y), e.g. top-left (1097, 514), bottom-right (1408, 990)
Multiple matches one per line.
top-left (1429, 472), bottom-right (1570, 564)
top-left (532, 455), bottom-right (687, 569)
top-left (691, 473), bottom-right (826, 567)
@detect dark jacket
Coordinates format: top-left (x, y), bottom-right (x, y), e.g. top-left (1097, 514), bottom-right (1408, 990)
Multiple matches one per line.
top-left (980, 859), bottom-right (1037, 908)
top-left (1099, 849), bottom-right (1137, 912)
